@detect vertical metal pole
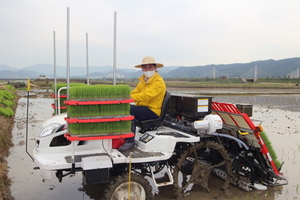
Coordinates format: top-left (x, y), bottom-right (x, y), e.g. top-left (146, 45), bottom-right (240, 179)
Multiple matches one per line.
top-left (26, 79), bottom-right (34, 161)
top-left (53, 31), bottom-right (58, 115)
top-left (86, 33), bottom-right (90, 85)
top-left (66, 7), bottom-right (75, 174)
top-left (113, 12), bottom-right (117, 85)
top-left (66, 7), bottom-right (70, 98)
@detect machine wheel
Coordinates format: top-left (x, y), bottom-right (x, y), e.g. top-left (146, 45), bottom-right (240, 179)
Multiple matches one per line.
top-left (104, 173), bottom-right (153, 200)
top-left (173, 140), bottom-right (232, 199)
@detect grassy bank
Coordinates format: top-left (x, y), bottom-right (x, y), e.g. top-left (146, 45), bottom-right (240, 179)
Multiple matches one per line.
top-left (0, 85), bottom-right (18, 200)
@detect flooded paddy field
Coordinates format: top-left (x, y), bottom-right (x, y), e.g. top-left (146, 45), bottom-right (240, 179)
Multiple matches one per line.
top-left (7, 89), bottom-right (300, 200)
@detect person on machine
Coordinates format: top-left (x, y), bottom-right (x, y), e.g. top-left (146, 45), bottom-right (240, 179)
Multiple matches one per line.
top-left (118, 56), bottom-right (166, 151)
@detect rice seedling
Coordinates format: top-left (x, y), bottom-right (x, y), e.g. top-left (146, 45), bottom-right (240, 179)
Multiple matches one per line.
top-left (264, 191), bottom-right (270, 196)
top-left (68, 104), bottom-right (130, 117)
top-left (0, 90), bottom-right (15, 101)
top-left (0, 87), bottom-right (16, 117)
top-left (260, 130), bottom-right (281, 169)
top-left (69, 121), bottom-right (131, 135)
top-left (52, 83), bottom-right (87, 95)
top-left (2, 100), bottom-right (14, 107)
top-left (52, 83), bottom-right (87, 114)
top-left (295, 184), bottom-right (299, 193)
top-left (67, 84), bottom-right (132, 136)
top-left (254, 192), bottom-right (258, 199)
top-left (0, 107), bottom-right (14, 117)
top-left (4, 84), bottom-right (16, 92)
top-left (68, 84), bottom-right (131, 100)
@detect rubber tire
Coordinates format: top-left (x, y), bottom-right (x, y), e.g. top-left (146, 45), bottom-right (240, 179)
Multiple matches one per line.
top-left (104, 173), bottom-right (153, 200)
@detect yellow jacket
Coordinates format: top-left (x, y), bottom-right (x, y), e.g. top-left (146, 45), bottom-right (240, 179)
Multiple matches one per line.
top-left (131, 72), bottom-right (166, 116)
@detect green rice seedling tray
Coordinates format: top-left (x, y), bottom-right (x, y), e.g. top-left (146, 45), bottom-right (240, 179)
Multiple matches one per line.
top-left (65, 115), bottom-right (134, 123)
top-left (52, 83), bottom-right (87, 93)
top-left (67, 120), bottom-right (132, 135)
top-left (65, 84), bottom-right (132, 136)
top-left (66, 99), bottom-right (133, 117)
top-left (51, 83), bottom-right (87, 112)
top-left (66, 115), bottom-right (133, 136)
top-left (68, 84), bottom-right (131, 100)
top-left (64, 133), bottom-right (134, 141)
top-left (67, 103), bottom-right (130, 117)
top-left (65, 98), bottom-right (134, 106)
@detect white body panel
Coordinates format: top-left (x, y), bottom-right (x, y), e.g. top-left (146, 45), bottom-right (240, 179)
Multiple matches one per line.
top-left (33, 114), bottom-right (200, 180)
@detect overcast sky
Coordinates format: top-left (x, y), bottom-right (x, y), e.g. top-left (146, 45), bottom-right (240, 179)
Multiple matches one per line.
top-left (1, 0), bottom-right (300, 69)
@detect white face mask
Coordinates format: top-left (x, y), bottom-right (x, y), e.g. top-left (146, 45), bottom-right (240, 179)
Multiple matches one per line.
top-left (143, 70), bottom-right (155, 78)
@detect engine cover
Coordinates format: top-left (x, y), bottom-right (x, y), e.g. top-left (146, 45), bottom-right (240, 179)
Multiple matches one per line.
top-left (168, 94), bottom-right (213, 120)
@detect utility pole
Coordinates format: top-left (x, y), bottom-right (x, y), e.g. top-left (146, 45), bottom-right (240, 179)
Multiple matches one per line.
top-left (86, 33), bottom-right (89, 85)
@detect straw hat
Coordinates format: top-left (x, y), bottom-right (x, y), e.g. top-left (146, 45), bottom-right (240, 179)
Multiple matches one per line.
top-left (134, 56), bottom-right (164, 68)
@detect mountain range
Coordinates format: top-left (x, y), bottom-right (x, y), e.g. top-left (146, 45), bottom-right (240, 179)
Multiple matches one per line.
top-left (1, 57), bottom-right (300, 79)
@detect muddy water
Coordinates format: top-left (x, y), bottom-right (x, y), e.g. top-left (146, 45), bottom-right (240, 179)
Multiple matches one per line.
top-left (7, 90), bottom-right (300, 200)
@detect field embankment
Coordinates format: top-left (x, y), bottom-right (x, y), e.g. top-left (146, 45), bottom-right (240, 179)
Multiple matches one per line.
top-left (0, 85), bottom-right (18, 200)
top-left (31, 78), bottom-right (300, 90)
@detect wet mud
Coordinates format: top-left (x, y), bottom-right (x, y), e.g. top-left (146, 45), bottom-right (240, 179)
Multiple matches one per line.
top-left (7, 90), bottom-right (300, 200)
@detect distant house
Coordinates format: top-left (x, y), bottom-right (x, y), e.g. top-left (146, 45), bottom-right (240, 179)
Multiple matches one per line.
top-left (219, 76), bottom-right (228, 79)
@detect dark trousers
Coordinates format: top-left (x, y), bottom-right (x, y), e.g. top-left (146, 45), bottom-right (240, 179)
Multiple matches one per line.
top-left (130, 105), bottom-right (158, 134)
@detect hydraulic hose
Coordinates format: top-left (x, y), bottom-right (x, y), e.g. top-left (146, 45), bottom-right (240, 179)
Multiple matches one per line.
top-left (212, 133), bottom-right (249, 150)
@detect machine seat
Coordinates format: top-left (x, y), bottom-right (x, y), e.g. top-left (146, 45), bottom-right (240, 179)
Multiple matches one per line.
top-left (137, 91), bottom-right (171, 133)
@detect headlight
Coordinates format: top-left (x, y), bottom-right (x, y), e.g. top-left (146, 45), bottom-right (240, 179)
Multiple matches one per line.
top-left (38, 123), bottom-right (61, 137)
